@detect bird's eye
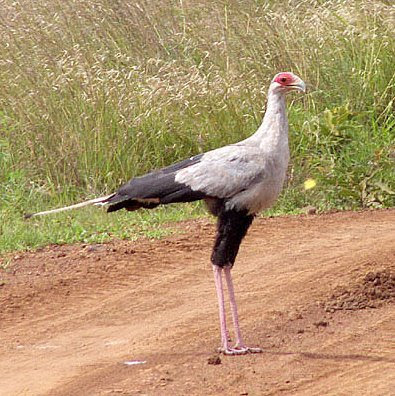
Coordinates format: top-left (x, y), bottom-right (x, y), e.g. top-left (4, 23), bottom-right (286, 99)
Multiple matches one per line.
top-left (280, 77), bottom-right (287, 83)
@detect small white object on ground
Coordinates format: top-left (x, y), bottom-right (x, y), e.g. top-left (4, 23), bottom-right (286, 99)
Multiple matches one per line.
top-left (123, 360), bottom-right (146, 366)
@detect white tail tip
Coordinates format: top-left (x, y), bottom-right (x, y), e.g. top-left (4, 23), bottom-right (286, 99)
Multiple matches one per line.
top-left (24, 194), bottom-right (114, 219)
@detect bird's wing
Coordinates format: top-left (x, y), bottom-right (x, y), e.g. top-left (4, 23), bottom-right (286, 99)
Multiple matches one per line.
top-left (105, 143), bottom-right (268, 212)
top-left (175, 144), bottom-right (267, 199)
top-left (106, 153), bottom-right (207, 211)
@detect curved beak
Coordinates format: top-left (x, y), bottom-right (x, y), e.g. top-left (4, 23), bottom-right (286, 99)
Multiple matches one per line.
top-left (289, 78), bottom-right (306, 93)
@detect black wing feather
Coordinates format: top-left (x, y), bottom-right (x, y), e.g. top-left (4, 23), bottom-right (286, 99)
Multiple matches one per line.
top-left (106, 154), bottom-right (207, 212)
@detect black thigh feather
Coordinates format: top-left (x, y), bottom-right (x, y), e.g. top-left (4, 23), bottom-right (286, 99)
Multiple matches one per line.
top-left (211, 206), bottom-right (254, 268)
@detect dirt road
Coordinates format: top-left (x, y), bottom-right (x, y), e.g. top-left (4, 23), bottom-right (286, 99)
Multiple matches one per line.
top-left (0, 209), bottom-right (394, 395)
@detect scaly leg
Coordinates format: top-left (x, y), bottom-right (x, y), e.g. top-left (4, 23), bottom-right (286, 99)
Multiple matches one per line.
top-left (213, 266), bottom-right (231, 351)
top-left (213, 266), bottom-right (262, 355)
top-left (223, 267), bottom-right (262, 354)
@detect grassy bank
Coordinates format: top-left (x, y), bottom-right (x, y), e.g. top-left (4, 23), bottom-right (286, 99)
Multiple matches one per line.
top-left (0, 0), bottom-right (394, 254)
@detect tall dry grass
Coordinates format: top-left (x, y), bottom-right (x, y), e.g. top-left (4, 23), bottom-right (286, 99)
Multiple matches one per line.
top-left (0, 0), bottom-right (394, 221)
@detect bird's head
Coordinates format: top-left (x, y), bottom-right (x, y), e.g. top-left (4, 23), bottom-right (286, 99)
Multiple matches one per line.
top-left (271, 72), bottom-right (306, 94)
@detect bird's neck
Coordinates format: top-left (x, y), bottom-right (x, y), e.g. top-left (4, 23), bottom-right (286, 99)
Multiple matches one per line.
top-left (247, 89), bottom-right (289, 153)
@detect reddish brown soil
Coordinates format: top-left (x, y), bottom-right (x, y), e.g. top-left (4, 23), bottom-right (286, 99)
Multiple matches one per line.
top-left (0, 209), bottom-right (394, 396)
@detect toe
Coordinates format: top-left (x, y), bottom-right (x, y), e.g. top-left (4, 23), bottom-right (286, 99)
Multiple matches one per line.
top-left (219, 346), bottom-right (262, 355)
top-left (246, 347), bottom-right (262, 353)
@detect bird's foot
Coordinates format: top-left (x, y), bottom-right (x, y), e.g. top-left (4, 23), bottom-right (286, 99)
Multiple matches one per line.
top-left (218, 345), bottom-right (262, 355)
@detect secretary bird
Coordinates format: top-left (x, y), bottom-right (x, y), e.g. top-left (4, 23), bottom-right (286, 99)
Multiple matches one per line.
top-left (26, 72), bottom-right (306, 355)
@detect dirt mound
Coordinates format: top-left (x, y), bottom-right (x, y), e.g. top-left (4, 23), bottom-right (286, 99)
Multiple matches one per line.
top-left (324, 268), bottom-right (395, 312)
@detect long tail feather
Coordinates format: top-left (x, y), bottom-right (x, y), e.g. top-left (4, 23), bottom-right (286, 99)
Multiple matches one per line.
top-left (24, 194), bottom-right (115, 219)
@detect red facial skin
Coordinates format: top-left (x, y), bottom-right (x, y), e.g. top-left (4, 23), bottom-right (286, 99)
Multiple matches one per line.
top-left (273, 73), bottom-right (296, 87)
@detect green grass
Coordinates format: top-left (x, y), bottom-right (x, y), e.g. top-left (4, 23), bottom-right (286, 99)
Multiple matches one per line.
top-left (0, 202), bottom-right (204, 254)
top-left (0, 0), bottom-right (394, 255)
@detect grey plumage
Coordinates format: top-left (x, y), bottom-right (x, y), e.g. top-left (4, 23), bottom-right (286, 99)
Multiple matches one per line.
top-left (105, 144), bottom-right (272, 214)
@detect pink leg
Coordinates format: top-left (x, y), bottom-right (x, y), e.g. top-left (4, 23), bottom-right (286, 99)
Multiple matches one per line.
top-left (213, 266), bottom-right (230, 351)
top-left (213, 266), bottom-right (262, 355)
top-left (224, 267), bottom-right (262, 354)
top-left (223, 267), bottom-right (245, 348)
